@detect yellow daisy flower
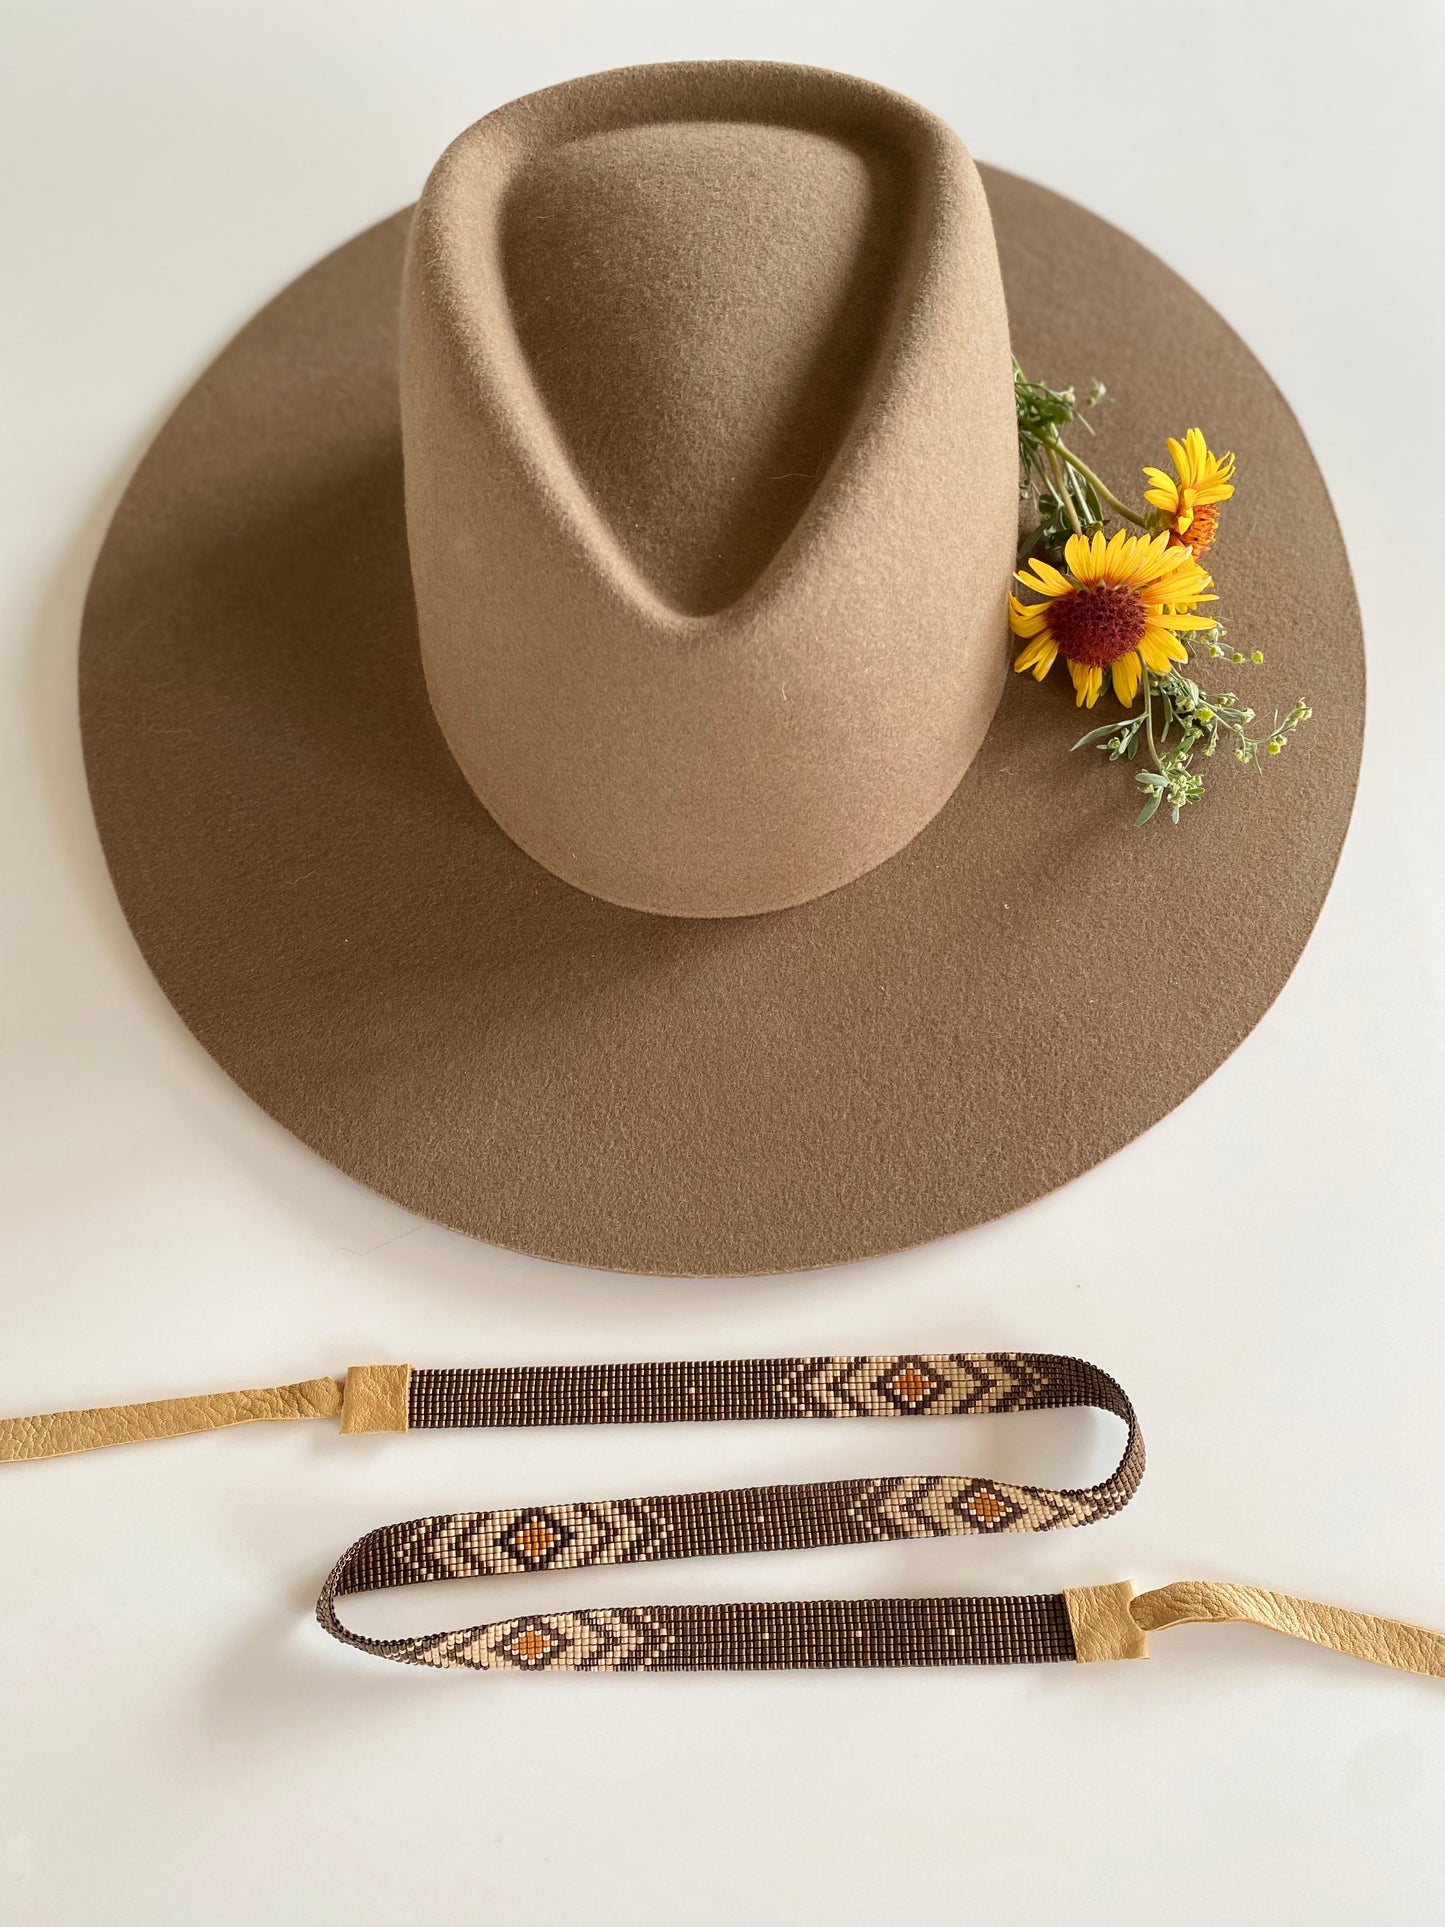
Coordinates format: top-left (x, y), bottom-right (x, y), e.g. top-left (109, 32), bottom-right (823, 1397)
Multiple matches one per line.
top-left (1009, 528), bottom-right (1218, 709)
top-left (1142, 428), bottom-right (1236, 557)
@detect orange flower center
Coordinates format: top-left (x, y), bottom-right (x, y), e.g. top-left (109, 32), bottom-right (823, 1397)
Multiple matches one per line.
top-left (1047, 582), bottom-right (1148, 667)
top-left (1172, 504), bottom-right (1220, 558)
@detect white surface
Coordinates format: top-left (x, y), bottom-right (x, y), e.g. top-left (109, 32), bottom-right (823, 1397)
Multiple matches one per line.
top-left (3, 3), bottom-right (1444, 1923)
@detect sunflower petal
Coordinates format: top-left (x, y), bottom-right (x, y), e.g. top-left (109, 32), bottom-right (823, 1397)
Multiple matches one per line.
top-left (1130, 535), bottom-right (1183, 584)
top-left (1025, 638), bottom-right (1057, 679)
top-left (1111, 650), bottom-right (1141, 707)
top-left (1142, 532), bottom-right (1175, 573)
top-left (1067, 659), bottom-right (1104, 708)
top-left (1016, 556), bottom-right (1071, 596)
top-left (1156, 609), bottom-right (1221, 629)
top-left (1013, 633), bottom-right (1057, 677)
top-left (1147, 557), bottom-right (1214, 602)
top-left (1008, 596), bottom-right (1052, 637)
top-left (1103, 526), bottom-right (1132, 569)
top-left (1146, 584), bottom-right (1214, 614)
top-left (1138, 630), bottom-right (1191, 673)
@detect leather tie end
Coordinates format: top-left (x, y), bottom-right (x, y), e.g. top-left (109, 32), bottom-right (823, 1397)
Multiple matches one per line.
top-left (339, 1365), bottom-right (412, 1435)
top-left (1130, 1580), bottom-right (1445, 1682)
top-left (1064, 1581), bottom-right (1151, 1663)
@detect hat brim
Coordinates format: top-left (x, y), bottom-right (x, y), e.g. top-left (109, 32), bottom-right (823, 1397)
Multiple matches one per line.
top-left (79, 167), bottom-right (1363, 1276)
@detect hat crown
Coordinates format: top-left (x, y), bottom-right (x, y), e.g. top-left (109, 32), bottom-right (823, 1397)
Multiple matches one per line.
top-left (402, 63), bottom-right (1017, 916)
top-left (503, 118), bottom-right (908, 617)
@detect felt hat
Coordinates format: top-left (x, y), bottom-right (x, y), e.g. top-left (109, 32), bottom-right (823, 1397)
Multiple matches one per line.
top-left (80, 61), bottom-right (1363, 1275)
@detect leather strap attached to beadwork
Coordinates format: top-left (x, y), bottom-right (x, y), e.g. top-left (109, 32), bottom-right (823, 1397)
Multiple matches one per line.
top-left (7, 1353), bottom-right (1442, 1681)
top-left (319, 1352), bottom-right (1139, 1672)
top-left (0, 1364), bottom-right (408, 1462)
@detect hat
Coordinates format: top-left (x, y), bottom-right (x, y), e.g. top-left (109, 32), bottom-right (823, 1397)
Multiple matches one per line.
top-left (79, 61), bottom-right (1362, 1275)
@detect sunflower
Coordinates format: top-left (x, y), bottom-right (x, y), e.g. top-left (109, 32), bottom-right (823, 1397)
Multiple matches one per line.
top-left (1010, 528), bottom-right (1218, 708)
top-left (1142, 428), bottom-right (1236, 557)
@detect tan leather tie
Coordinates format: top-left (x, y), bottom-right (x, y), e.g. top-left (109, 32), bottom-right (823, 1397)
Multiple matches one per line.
top-left (1063, 1579), bottom-right (1445, 1679)
top-left (0, 1364), bottom-right (408, 1461)
top-left (4, 1355), bottom-right (1441, 1682)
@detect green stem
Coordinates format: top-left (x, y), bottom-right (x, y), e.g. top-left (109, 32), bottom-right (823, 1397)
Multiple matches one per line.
top-left (1048, 438), bottom-right (1149, 528)
top-left (1048, 446), bottom-right (1082, 535)
top-left (1142, 671), bottom-right (1163, 771)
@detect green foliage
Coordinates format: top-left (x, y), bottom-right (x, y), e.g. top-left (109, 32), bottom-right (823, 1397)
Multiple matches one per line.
top-left (1015, 363), bottom-right (1118, 564)
top-left (1014, 363), bottom-right (1314, 826)
top-left (1071, 638), bottom-right (1313, 823)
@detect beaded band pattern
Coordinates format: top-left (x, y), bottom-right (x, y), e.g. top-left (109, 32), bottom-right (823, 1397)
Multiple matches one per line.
top-left (318, 1352), bottom-right (1141, 1672)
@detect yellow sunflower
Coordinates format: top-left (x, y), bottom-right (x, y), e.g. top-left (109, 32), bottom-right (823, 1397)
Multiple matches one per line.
top-left (1010, 528), bottom-right (1217, 708)
top-left (1142, 428), bottom-right (1236, 557)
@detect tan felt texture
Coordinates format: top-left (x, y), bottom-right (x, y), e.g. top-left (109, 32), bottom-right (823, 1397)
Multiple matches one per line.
top-left (0, 1378), bottom-right (343, 1463)
top-left (403, 67), bottom-right (1016, 915)
top-left (78, 67), bottom-right (1364, 1277)
top-left (501, 120), bottom-right (908, 617)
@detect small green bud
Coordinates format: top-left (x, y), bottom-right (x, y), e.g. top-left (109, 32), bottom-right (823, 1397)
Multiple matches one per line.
top-left (1196, 705), bottom-right (1214, 723)
top-left (1266, 738), bottom-right (1283, 755)
top-left (1250, 650), bottom-right (1265, 664)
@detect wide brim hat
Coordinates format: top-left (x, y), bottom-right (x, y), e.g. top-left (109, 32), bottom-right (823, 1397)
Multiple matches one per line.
top-left (79, 60), bottom-right (1362, 1276)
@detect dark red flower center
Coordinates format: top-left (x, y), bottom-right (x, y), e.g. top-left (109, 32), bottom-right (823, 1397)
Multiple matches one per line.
top-left (1047, 582), bottom-right (1148, 667)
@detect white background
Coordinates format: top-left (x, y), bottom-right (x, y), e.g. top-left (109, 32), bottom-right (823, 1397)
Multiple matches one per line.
top-left (3, 3), bottom-right (1444, 1923)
